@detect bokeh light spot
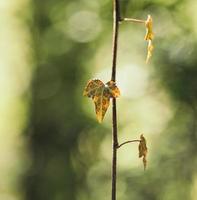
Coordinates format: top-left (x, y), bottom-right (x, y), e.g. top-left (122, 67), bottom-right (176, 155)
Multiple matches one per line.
top-left (66, 11), bottom-right (102, 43)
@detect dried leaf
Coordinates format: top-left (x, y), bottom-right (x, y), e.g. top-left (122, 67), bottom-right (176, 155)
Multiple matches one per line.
top-left (144, 15), bottom-right (154, 41)
top-left (144, 15), bottom-right (154, 63)
top-left (146, 40), bottom-right (154, 64)
top-left (83, 79), bottom-right (120, 123)
top-left (138, 134), bottom-right (148, 170)
top-left (106, 80), bottom-right (120, 98)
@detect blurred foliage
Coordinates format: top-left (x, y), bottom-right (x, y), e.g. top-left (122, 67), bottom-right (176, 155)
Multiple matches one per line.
top-left (1, 0), bottom-right (197, 200)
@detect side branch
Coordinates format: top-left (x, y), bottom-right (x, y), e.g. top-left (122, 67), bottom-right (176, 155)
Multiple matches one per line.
top-left (121, 18), bottom-right (145, 24)
top-left (117, 140), bottom-right (140, 149)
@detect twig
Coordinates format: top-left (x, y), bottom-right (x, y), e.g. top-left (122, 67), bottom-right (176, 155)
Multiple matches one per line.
top-left (121, 18), bottom-right (145, 24)
top-left (117, 140), bottom-right (141, 149)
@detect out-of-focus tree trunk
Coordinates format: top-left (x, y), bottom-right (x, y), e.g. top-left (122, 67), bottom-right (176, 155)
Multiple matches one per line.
top-left (23, 1), bottom-right (102, 199)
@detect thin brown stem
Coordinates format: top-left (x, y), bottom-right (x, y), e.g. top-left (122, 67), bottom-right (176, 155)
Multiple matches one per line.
top-left (117, 140), bottom-right (141, 149)
top-left (111, 98), bottom-right (118, 200)
top-left (111, 0), bottom-right (120, 200)
top-left (121, 17), bottom-right (145, 24)
top-left (111, 0), bottom-right (120, 82)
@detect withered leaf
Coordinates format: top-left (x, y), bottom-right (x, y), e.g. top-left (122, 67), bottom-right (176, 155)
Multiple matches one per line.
top-left (146, 40), bottom-right (154, 64)
top-left (144, 15), bottom-right (154, 41)
top-left (144, 15), bottom-right (154, 63)
top-left (106, 80), bottom-right (120, 98)
top-left (138, 134), bottom-right (148, 170)
top-left (83, 79), bottom-right (120, 123)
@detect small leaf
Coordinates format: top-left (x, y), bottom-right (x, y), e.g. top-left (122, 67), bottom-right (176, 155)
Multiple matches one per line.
top-left (83, 79), bottom-right (104, 97)
top-left (146, 40), bottom-right (154, 64)
top-left (83, 79), bottom-right (120, 123)
top-left (144, 15), bottom-right (154, 41)
top-left (106, 80), bottom-right (120, 98)
top-left (138, 134), bottom-right (148, 170)
top-left (144, 15), bottom-right (154, 63)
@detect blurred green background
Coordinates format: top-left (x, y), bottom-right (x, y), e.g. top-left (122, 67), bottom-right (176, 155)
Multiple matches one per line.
top-left (1, 0), bottom-right (197, 199)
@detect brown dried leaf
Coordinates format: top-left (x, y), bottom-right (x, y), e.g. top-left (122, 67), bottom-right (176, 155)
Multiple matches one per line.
top-left (138, 134), bottom-right (148, 170)
top-left (83, 79), bottom-right (120, 123)
top-left (83, 79), bottom-right (104, 97)
top-left (106, 80), bottom-right (120, 98)
top-left (144, 15), bottom-right (154, 63)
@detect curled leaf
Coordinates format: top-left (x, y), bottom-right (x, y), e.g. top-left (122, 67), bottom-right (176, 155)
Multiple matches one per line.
top-left (144, 15), bottom-right (154, 41)
top-left (138, 134), bottom-right (148, 170)
top-left (83, 79), bottom-right (120, 123)
top-left (144, 15), bottom-right (154, 63)
top-left (146, 40), bottom-right (154, 64)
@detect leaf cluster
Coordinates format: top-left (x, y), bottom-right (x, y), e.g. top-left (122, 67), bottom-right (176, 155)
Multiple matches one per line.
top-left (83, 79), bottom-right (120, 123)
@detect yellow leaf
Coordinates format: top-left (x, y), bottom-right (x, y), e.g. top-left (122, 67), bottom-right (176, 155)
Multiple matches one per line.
top-left (146, 40), bottom-right (154, 64)
top-left (144, 15), bottom-right (154, 63)
top-left (106, 80), bottom-right (120, 98)
top-left (83, 79), bottom-right (120, 123)
top-left (83, 79), bottom-right (104, 97)
top-left (144, 15), bottom-right (154, 41)
top-left (138, 134), bottom-right (148, 170)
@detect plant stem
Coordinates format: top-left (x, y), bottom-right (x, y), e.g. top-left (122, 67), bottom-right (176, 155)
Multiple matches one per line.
top-left (111, 0), bottom-right (120, 200)
top-left (111, 98), bottom-right (118, 200)
top-left (111, 0), bottom-right (120, 82)
top-left (117, 140), bottom-right (141, 149)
